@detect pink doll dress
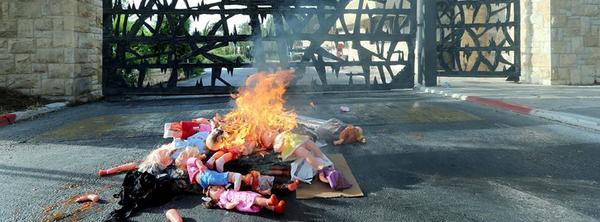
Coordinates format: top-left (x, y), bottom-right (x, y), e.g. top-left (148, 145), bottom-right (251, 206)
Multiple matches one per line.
top-left (218, 190), bottom-right (262, 213)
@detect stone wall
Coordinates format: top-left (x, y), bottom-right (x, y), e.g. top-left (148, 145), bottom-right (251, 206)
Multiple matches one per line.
top-left (0, 0), bottom-right (102, 102)
top-left (550, 0), bottom-right (599, 85)
top-left (521, 0), bottom-right (599, 85)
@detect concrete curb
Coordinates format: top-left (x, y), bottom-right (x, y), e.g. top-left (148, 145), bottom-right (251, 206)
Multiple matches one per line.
top-left (415, 85), bottom-right (600, 131)
top-left (0, 102), bottom-right (67, 126)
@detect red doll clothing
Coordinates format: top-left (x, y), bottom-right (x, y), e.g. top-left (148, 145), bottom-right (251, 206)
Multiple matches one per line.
top-left (217, 190), bottom-right (262, 213)
top-left (164, 121), bottom-right (211, 140)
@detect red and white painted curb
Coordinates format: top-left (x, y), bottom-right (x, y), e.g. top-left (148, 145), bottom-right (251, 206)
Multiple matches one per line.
top-left (416, 86), bottom-right (600, 131)
top-left (0, 102), bottom-right (67, 127)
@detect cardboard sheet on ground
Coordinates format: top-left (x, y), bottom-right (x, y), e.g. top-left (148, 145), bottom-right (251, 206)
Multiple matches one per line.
top-left (296, 154), bottom-right (364, 199)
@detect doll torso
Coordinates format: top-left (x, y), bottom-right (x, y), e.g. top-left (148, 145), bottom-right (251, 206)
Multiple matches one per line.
top-left (218, 190), bottom-right (261, 213)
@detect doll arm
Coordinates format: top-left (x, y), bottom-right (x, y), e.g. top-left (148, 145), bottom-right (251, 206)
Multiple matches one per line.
top-left (259, 189), bottom-right (272, 196)
top-left (224, 200), bottom-right (240, 210)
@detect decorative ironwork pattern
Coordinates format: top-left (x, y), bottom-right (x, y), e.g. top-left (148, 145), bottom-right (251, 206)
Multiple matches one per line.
top-left (436, 0), bottom-right (520, 79)
top-left (102, 0), bottom-right (417, 96)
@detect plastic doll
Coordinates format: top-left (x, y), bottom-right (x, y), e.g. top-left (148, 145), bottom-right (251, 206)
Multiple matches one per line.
top-left (137, 145), bottom-right (177, 175)
top-left (334, 124), bottom-right (366, 145)
top-left (186, 157), bottom-right (244, 191)
top-left (243, 170), bottom-right (300, 196)
top-left (205, 125), bottom-right (256, 172)
top-left (98, 162), bottom-right (138, 177)
top-left (273, 131), bottom-right (326, 170)
top-left (297, 117), bottom-right (366, 145)
top-left (75, 194), bottom-right (101, 203)
top-left (165, 209), bottom-right (183, 222)
top-left (163, 118), bottom-right (212, 140)
top-left (203, 185), bottom-right (285, 214)
top-left (273, 131), bottom-right (352, 190)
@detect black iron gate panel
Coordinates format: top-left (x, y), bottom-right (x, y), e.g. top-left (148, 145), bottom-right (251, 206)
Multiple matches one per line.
top-left (102, 0), bottom-right (417, 96)
top-left (435, 0), bottom-right (520, 80)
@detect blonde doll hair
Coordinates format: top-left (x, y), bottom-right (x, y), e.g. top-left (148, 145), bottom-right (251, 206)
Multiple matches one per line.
top-left (138, 145), bottom-right (175, 174)
top-left (174, 147), bottom-right (203, 171)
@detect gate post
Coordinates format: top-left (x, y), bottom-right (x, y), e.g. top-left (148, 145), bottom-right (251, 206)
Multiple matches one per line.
top-left (422, 0), bottom-right (438, 87)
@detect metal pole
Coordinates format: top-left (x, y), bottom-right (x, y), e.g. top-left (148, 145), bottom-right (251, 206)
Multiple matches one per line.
top-left (423, 0), bottom-right (438, 86)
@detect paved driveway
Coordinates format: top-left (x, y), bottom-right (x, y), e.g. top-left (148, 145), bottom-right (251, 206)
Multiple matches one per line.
top-left (1, 90), bottom-right (599, 221)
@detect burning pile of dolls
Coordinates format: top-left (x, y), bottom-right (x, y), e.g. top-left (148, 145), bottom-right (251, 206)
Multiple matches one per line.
top-left (97, 71), bottom-right (366, 222)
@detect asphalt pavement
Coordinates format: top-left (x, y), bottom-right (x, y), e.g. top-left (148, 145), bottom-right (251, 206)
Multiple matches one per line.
top-left (1, 90), bottom-right (599, 221)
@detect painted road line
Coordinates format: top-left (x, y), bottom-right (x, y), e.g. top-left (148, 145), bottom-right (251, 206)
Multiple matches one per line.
top-left (464, 96), bottom-right (533, 114)
top-left (0, 114), bottom-right (16, 127)
top-left (0, 102), bottom-right (67, 127)
top-left (415, 85), bottom-right (600, 132)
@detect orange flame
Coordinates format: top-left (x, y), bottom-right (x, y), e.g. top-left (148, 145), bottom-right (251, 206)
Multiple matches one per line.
top-left (218, 70), bottom-right (297, 154)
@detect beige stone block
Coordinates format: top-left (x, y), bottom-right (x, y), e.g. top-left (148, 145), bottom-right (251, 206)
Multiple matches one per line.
top-left (34, 19), bottom-right (53, 31)
top-left (0, 52), bottom-right (11, 60)
top-left (34, 30), bottom-right (53, 39)
top-left (63, 16), bottom-right (76, 31)
top-left (572, 37), bottom-right (584, 53)
top-left (36, 38), bottom-right (52, 48)
top-left (53, 19), bottom-right (64, 31)
top-left (10, 2), bottom-right (40, 18)
top-left (9, 39), bottom-right (35, 54)
top-left (531, 54), bottom-right (550, 66)
top-left (78, 35), bottom-right (97, 49)
top-left (583, 35), bottom-right (599, 47)
top-left (48, 64), bottom-right (74, 79)
top-left (64, 48), bottom-right (75, 64)
top-left (0, 1), bottom-right (8, 19)
top-left (0, 75), bottom-right (6, 88)
top-left (32, 64), bottom-right (47, 73)
top-left (569, 70), bottom-right (583, 84)
top-left (48, 0), bottom-right (76, 16)
top-left (41, 78), bottom-right (66, 96)
top-left (64, 79), bottom-right (73, 96)
top-left (0, 59), bottom-right (15, 75)
top-left (78, 64), bottom-right (99, 78)
top-left (552, 15), bottom-right (568, 27)
top-left (15, 54), bottom-right (32, 74)
top-left (17, 19), bottom-right (33, 38)
top-left (74, 19), bottom-right (91, 33)
top-left (34, 49), bottom-right (64, 63)
top-left (0, 21), bottom-right (17, 38)
top-left (73, 77), bottom-right (91, 95)
top-left (78, 3), bottom-right (95, 18)
top-left (53, 31), bottom-right (76, 47)
top-left (6, 74), bottom-right (38, 89)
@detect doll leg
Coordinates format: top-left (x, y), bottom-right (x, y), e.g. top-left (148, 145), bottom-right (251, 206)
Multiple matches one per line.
top-left (334, 125), bottom-right (353, 145)
top-left (293, 146), bottom-right (325, 170)
top-left (254, 195), bottom-right (278, 207)
top-left (215, 152), bottom-right (235, 172)
top-left (262, 169), bottom-right (289, 177)
top-left (227, 172), bottom-right (243, 191)
top-left (98, 162), bottom-right (138, 177)
top-left (302, 140), bottom-right (323, 157)
top-left (287, 180), bottom-right (300, 191)
top-left (207, 150), bottom-right (226, 169)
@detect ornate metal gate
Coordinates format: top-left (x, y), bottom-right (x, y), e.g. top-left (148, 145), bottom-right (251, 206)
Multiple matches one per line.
top-left (102, 0), bottom-right (418, 96)
top-left (435, 0), bottom-right (520, 80)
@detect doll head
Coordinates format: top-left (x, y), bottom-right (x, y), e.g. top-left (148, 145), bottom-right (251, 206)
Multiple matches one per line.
top-left (260, 129), bottom-right (278, 149)
top-left (138, 145), bottom-right (176, 173)
top-left (206, 185), bottom-right (225, 202)
top-left (273, 132), bottom-right (286, 153)
top-left (206, 127), bottom-right (224, 152)
top-left (355, 126), bottom-right (366, 143)
top-left (174, 147), bottom-right (204, 171)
